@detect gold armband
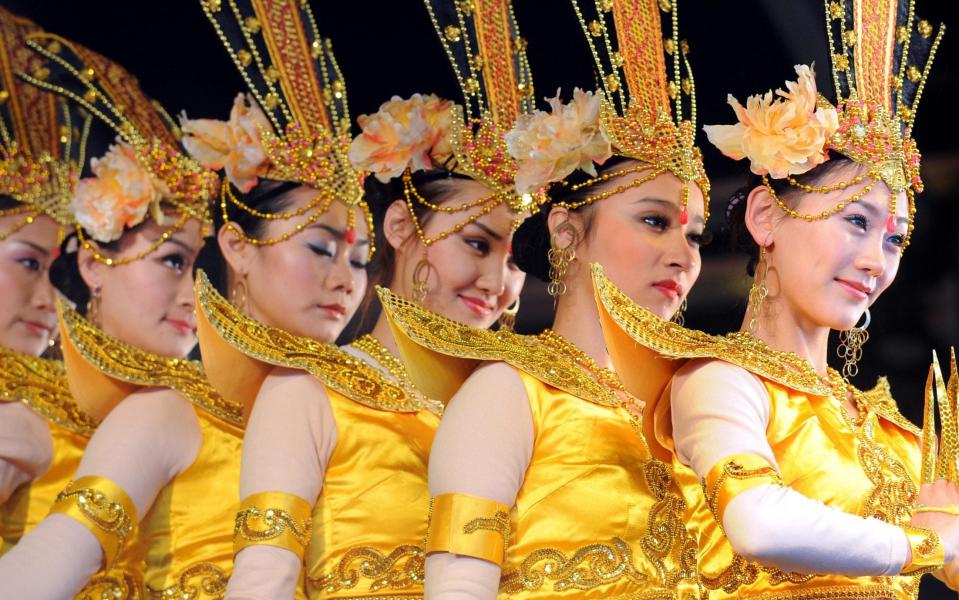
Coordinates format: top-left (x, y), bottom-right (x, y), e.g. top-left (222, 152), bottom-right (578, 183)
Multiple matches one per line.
top-left (914, 504), bottom-right (959, 517)
top-left (426, 493), bottom-right (511, 566)
top-left (49, 476), bottom-right (137, 567)
top-left (703, 453), bottom-right (783, 525)
top-left (234, 491), bottom-right (313, 559)
top-left (901, 525), bottom-right (945, 575)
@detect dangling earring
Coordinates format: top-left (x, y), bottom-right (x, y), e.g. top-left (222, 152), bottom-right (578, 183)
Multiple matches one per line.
top-left (231, 275), bottom-right (249, 314)
top-left (412, 259), bottom-right (434, 304)
top-left (672, 298), bottom-right (687, 327)
top-left (499, 297), bottom-right (520, 332)
top-left (86, 286), bottom-right (101, 326)
top-left (748, 247), bottom-right (769, 335)
top-left (547, 219), bottom-right (578, 297)
top-left (838, 309), bottom-right (871, 379)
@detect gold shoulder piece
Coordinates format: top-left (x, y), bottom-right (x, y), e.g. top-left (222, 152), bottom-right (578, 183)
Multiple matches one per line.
top-left (592, 264), bottom-right (831, 397)
top-left (58, 298), bottom-right (241, 427)
top-left (858, 376), bottom-right (921, 437)
top-left (377, 286), bottom-right (622, 407)
top-left (197, 272), bottom-right (423, 413)
top-left (0, 346), bottom-right (97, 436)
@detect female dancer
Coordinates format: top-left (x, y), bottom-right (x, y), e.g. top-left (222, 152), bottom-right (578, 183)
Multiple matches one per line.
top-left (378, 1), bottom-right (710, 597)
top-left (0, 30), bottom-right (237, 599)
top-left (592, 0), bottom-right (959, 596)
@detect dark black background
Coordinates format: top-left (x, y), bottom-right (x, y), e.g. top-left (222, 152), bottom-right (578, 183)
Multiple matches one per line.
top-left (6, 2), bottom-right (958, 594)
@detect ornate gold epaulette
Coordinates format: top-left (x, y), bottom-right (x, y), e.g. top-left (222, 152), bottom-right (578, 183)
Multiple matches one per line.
top-left (858, 376), bottom-right (921, 437)
top-left (377, 286), bottom-right (621, 408)
top-left (195, 271), bottom-right (428, 414)
top-left (0, 346), bottom-right (97, 436)
top-left (592, 263), bottom-right (831, 398)
top-left (58, 299), bottom-right (242, 428)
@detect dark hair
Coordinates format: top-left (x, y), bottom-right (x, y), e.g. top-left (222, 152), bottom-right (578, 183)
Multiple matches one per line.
top-left (726, 154), bottom-right (858, 276)
top-left (0, 195), bottom-right (20, 211)
top-left (194, 179), bottom-right (300, 296)
top-left (50, 230), bottom-right (126, 315)
top-left (512, 155), bottom-right (632, 281)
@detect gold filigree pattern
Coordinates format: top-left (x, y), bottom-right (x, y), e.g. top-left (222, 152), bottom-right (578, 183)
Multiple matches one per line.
top-left (77, 571), bottom-right (142, 600)
top-left (307, 545), bottom-right (426, 594)
top-left (0, 345), bottom-right (96, 435)
top-left (593, 264), bottom-right (831, 396)
top-left (639, 460), bottom-right (697, 588)
top-left (699, 554), bottom-right (814, 594)
top-left (60, 299), bottom-right (242, 428)
top-left (196, 271), bottom-right (430, 413)
top-left (348, 335), bottom-right (443, 415)
top-left (54, 482), bottom-right (133, 552)
top-left (234, 505), bottom-right (311, 547)
top-left (147, 562), bottom-right (228, 600)
top-left (703, 458), bottom-right (783, 523)
top-left (463, 510), bottom-right (510, 550)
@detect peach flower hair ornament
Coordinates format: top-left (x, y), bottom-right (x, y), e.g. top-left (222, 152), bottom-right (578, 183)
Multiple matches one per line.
top-left (17, 32), bottom-right (217, 266)
top-left (184, 0), bottom-right (373, 258)
top-left (705, 0), bottom-right (944, 249)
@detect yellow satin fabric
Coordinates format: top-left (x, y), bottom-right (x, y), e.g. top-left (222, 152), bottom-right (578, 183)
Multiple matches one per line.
top-left (657, 377), bottom-right (923, 599)
top-left (139, 408), bottom-right (243, 597)
top-left (704, 453), bottom-right (783, 523)
top-left (235, 490), bottom-right (313, 559)
top-left (50, 475), bottom-right (137, 567)
top-left (304, 388), bottom-right (438, 599)
top-left (427, 493), bottom-right (510, 566)
top-left (0, 416), bottom-right (147, 598)
top-left (498, 369), bottom-right (693, 600)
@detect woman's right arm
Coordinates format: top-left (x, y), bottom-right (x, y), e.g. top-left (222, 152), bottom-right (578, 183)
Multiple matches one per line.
top-left (425, 361), bottom-right (535, 600)
top-left (225, 367), bottom-right (337, 600)
top-left (0, 401), bottom-right (51, 504)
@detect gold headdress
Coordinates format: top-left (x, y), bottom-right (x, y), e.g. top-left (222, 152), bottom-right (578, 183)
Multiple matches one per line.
top-left (17, 31), bottom-right (217, 265)
top-left (183, 0), bottom-right (372, 256)
top-left (543, 0), bottom-right (711, 224)
top-left (705, 0), bottom-right (944, 247)
top-left (0, 8), bottom-right (86, 238)
top-left (349, 0), bottom-right (541, 245)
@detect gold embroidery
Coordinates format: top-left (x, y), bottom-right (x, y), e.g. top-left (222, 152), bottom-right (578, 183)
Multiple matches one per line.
top-left (307, 545), bottom-right (426, 593)
top-left (54, 483), bottom-right (133, 551)
top-left (703, 458), bottom-right (783, 523)
top-left (0, 346), bottom-right (97, 435)
top-left (639, 460), bottom-right (697, 588)
top-left (234, 505), bottom-right (311, 547)
top-left (500, 538), bottom-right (655, 593)
top-left (463, 510), bottom-right (510, 548)
top-left (147, 562), bottom-right (228, 599)
top-left (699, 554), bottom-right (814, 594)
top-left (77, 571), bottom-right (142, 600)
top-left (592, 265), bottom-right (832, 396)
top-left (197, 271), bottom-right (428, 413)
top-left (60, 302), bottom-right (242, 427)
top-left (348, 335), bottom-right (443, 415)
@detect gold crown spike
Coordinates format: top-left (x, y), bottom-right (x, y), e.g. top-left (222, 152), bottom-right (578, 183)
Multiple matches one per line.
top-left (0, 8), bottom-right (87, 231)
top-left (192, 0), bottom-right (371, 254)
top-left (921, 355), bottom-right (940, 484)
top-left (16, 31), bottom-right (217, 262)
top-left (568, 0), bottom-right (710, 222)
top-left (921, 349), bottom-right (959, 484)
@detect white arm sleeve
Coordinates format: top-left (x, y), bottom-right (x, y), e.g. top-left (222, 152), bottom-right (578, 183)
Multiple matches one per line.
top-left (671, 359), bottom-right (909, 576)
top-left (0, 387), bottom-right (201, 598)
top-left (225, 367), bottom-right (337, 600)
top-left (0, 401), bottom-right (51, 504)
top-left (425, 362), bottom-right (534, 600)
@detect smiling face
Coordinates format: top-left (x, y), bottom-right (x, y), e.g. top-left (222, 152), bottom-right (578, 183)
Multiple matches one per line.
top-left (751, 160), bottom-right (908, 332)
top-left (219, 185), bottom-right (370, 343)
top-left (557, 165), bottom-right (707, 320)
top-left (385, 178), bottom-right (526, 329)
top-left (79, 217), bottom-right (204, 358)
top-left (0, 210), bottom-right (60, 355)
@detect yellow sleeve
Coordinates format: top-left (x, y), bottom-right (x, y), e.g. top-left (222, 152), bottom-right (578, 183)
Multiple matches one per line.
top-left (426, 492), bottom-right (512, 566)
top-left (234, 491), bottom-right (313, 560)
top-left (49, 475), bottom-right (137, 567)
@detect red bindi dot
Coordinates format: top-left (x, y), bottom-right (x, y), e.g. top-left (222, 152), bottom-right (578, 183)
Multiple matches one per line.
top-left (679, 206), bottom-right (689, 225)
top-left (344, 227), bottom-right (356, 245)
top-left (51, 246), bottom-right (61, 260)
top-left (885, 215), bottom-right (896, 233)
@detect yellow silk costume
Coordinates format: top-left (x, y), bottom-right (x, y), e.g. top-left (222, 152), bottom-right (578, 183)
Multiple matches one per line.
top-left (0, 346), bottom-right (147, 598)
top-left (195, 272), bottom-right (442, 599)
top-left (55, 302), bottom-right (245, 598)
top-left (378, 288), bottom-right (697, 599)
top-left (593, 265), bottom-right (930, 599)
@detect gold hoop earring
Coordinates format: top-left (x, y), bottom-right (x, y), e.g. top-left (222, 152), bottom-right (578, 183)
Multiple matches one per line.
top-left (547, 219), bottom-right (578, 297)
top-left (748, 247), bottom-right (769, 335)
top-left (86, 286), bottom-right (101, 326)
top-left (838, 309), bottom-right (871, 380)
top-left (672, 298), bottom-right (687, 327)
top-left (412, 259), bottom-right (434, 304)
top-left (231, 275), bottom-right (249, 314)
top-left (499, 297), bottom-right (520, 332)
